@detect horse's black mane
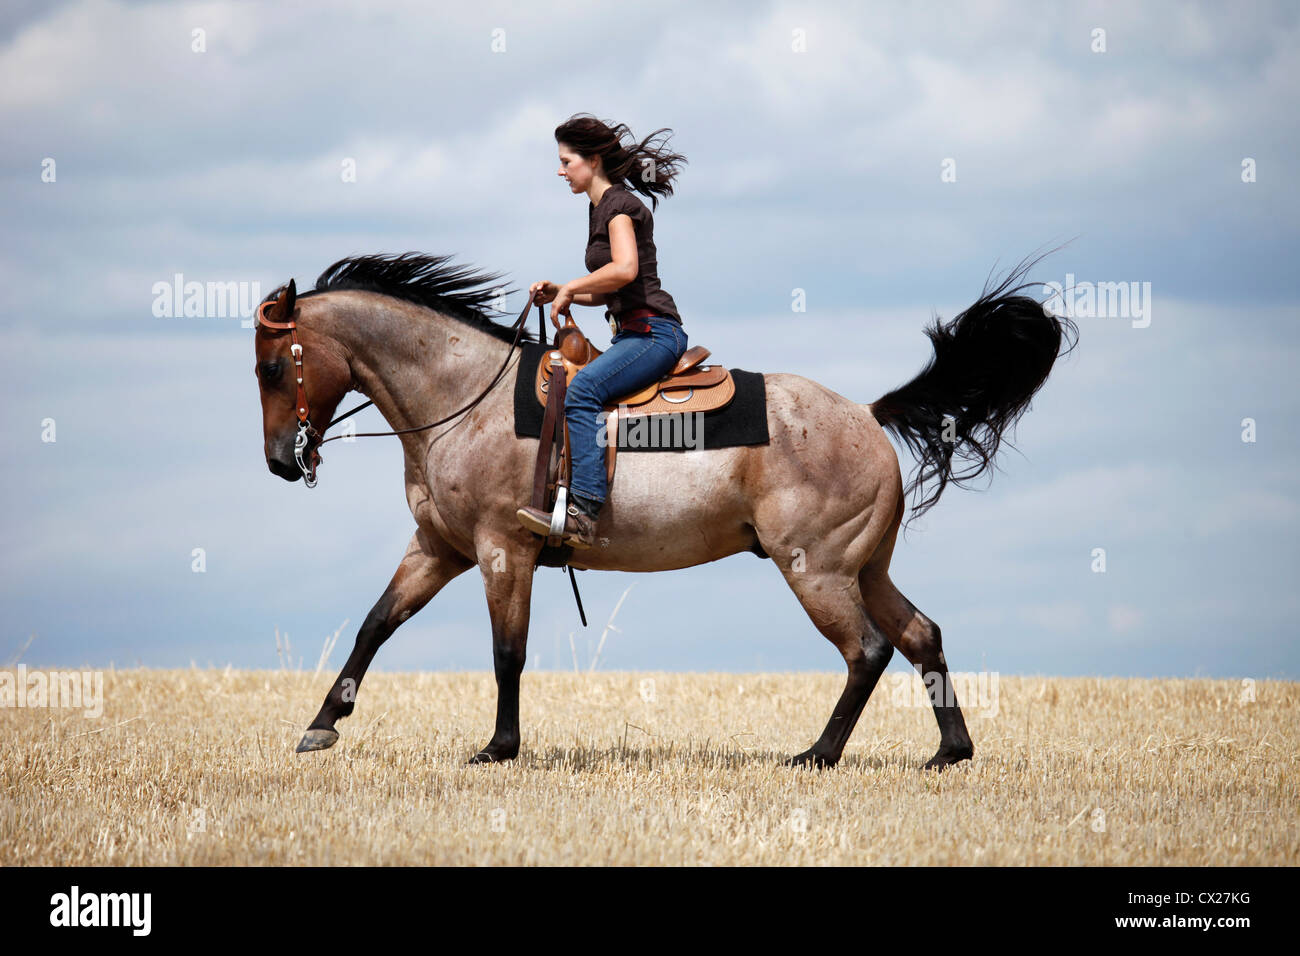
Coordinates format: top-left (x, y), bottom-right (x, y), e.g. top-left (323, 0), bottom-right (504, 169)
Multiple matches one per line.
top-left (261, 252), bottom-right (537, 344)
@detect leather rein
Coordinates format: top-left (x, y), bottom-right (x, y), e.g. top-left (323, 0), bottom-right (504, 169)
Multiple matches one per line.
top-left (256, 291), bottom-right (548, 487)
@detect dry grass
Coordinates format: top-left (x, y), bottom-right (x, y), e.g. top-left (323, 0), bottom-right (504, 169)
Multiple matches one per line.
top-left (1, 669), bottom-right (1295, 865)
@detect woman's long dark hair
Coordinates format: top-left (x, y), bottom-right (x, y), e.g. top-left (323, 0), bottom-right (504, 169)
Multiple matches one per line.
top-left (555, 114), bottom-right (687, 211)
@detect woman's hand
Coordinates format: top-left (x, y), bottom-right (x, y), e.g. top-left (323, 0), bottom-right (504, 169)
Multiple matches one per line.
top-left (549, 283), bottom-right (576, 330)
top-left (529, 280), bottom-right (559, 305)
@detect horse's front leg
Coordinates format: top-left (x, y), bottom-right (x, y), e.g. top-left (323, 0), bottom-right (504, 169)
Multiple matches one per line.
top-left (468, 534), bottom-right (537, 764)
top-left (296, 527), bottom-right (473, 753)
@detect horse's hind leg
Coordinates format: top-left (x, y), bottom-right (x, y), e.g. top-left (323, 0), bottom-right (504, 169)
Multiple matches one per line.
top-left (859, 571), bottom-right (974, 770)
top-left (467, 533), bottom-right (538, 765)
top-left (296, 528), bottom-right (473, 753)
top-left (777, 565), bottom-right (895, 769)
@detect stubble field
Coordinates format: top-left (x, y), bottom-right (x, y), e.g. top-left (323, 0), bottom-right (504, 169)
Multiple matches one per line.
top-left (1, 669), bottom-right (1295, 865)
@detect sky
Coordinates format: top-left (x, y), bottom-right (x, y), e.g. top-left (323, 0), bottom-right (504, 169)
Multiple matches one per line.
top-left (2, 0), bottom-right (1297, 679)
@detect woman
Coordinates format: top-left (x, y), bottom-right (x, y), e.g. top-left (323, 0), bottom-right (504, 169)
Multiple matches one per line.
top-left (517, 114), bottom-right (689, 550)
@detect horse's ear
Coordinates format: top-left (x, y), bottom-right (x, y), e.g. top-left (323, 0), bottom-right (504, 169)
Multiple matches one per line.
top-left (279, 278), bottom-right (297, 320)
top-left (267, 278), bottom-right (297, 323)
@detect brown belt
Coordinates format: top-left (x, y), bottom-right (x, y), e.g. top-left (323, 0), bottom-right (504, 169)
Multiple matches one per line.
top-left (607, 306), bottom-right (663, 335)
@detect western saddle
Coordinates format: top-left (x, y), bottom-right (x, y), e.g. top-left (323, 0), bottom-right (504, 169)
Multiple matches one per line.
top-left (527, 316), bottom-right (735, 548)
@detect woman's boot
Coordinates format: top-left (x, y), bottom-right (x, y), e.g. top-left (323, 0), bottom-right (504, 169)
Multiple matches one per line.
top-left (516, 490), bottom-right (600, 549)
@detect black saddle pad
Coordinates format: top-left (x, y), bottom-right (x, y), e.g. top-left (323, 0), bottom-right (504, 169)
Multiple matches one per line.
top-left (512, 342), bottom-right (769, 451)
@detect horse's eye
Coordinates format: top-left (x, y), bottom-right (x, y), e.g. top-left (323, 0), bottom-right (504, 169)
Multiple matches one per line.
top-left (259, 360), bottom-right (282, 383)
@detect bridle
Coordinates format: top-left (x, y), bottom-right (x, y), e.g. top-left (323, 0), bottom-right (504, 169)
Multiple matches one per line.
top-left (256, 290), bottom-right (547, 487)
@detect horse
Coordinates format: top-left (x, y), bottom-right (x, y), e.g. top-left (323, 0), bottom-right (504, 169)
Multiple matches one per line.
top-left (252, 251), bottom-right (1076, 770)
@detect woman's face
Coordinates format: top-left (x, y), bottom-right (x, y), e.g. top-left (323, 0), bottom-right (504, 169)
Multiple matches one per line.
top-left (557, 143), bottom-right (599, 194)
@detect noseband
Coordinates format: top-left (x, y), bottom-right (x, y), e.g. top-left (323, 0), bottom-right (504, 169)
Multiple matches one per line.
top-left (255, 293), bottom-right (545, 487)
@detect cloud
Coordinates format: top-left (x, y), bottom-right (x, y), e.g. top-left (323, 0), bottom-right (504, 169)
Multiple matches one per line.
top-left (1107, 604), bottom-right (1144, 634)
top-left (1018, 601), bottom-right (1089, 635)
top-left (2, 1), bottom-right (1297, 675)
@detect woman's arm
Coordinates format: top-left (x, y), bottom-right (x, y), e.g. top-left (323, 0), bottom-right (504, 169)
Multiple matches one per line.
top-left (567, 214), bottom-right (639, 302)
top-left (549, 214), bottom-right (639, 325)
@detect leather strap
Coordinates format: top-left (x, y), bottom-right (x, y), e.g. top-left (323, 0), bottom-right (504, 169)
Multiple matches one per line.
top-left (618, 307), bottom-right (659, 322)
top-left (255, 309), bottom-right (313, 427)
top-left (531, 353), bottom-right (565, 510)
top-left (605, 406), bottom-right (618, 488)
top-left (555, 382), bottom-right (569, 504)
top-left (551, 418), bottom-right (572, 549)
top-left (607, 306), bottom-right (657, 334)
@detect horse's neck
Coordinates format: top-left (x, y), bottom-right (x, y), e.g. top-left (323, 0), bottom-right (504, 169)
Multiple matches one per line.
top-left (324, 294), bottom-right (511, 455)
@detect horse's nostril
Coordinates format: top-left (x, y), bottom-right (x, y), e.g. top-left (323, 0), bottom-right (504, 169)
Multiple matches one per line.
top-left (267, 458), bottom-right (300, 481)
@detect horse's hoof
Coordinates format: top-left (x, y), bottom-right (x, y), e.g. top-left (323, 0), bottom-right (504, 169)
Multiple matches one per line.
top-left (467, 747), bottom-right (518, 765)
top-left (295, 728), bottom-right (340, 753)
top-left (921, 748), bottom-right (972, 771)
top-left (784, 748), bottom-right (836, 770)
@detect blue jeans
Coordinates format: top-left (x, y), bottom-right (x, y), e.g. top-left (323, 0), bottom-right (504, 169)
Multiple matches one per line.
top-left (565, 317), bottom-right (688, 502)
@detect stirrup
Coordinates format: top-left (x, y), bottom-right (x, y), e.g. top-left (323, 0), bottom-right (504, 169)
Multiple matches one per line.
top-left (546, 487), bottom-right (569, 546)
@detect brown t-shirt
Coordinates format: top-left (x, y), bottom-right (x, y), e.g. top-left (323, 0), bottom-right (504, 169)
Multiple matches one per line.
top-left (585, 184), bottom-right (682, 324)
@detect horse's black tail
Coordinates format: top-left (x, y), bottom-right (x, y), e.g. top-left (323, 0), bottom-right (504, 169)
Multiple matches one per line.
top-left (870, 250), bottom-right (1078, 525)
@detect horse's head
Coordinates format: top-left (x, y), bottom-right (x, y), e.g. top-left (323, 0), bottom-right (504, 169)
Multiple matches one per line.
top-left (254, 279), bottom-right (352, 483)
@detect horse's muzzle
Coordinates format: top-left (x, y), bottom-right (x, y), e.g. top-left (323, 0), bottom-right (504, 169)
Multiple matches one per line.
top-left (268, 456), bottom-right (301, 481)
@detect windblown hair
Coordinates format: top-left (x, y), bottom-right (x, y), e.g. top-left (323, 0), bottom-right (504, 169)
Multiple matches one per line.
top-left (555, 113), bottom-right (687, 211)
top-left (260, 252), bottom-right (535, 344)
